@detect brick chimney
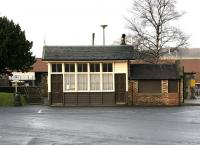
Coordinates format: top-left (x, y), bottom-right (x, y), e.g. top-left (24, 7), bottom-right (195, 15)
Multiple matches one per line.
top-left (120, 34), bottom-right (126, 45)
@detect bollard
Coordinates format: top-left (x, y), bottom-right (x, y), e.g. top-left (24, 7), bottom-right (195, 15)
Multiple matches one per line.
top-left (14, 93), bottom-right (22, 106)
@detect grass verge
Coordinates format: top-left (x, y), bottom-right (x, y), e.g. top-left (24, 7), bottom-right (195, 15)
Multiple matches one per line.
top-left (0, 92), bottom-right (27, 106)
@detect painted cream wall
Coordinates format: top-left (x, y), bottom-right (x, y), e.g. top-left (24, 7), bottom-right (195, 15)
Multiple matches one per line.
top-left (114, 62), bottom-right (128, 73)
top-left (47, 63), bottom-right (51, 93)
top-left (47, 61), bottom-right (129, 92)
top-left (113, 62), bottom-right (128, 91)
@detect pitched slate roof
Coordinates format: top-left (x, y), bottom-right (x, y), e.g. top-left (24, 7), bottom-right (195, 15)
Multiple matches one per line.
top-left (130, 64), bottom-right (180, 80)
top-left (42, 45), bottom-right (135, 61)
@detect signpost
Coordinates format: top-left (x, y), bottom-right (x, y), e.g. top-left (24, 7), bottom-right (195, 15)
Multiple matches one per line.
top-left (12, 75), bottom-right (22, 106)
top-left (12, 75), bottom-right (20, 94)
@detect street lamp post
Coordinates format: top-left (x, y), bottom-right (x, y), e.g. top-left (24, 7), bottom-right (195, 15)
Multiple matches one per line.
top-left (100, 25), bottom-right (108, 46)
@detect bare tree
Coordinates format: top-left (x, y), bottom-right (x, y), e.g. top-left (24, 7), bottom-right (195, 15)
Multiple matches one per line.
top-left (126, 0), bottom-right (188, 63)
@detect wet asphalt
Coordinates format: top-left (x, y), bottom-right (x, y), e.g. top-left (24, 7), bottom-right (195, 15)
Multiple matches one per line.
top-left (0, 106), bottom-right (200, 145)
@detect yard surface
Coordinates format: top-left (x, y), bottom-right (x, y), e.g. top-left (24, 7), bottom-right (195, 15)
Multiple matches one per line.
top-left (0, 106), bottom-right (200, 145)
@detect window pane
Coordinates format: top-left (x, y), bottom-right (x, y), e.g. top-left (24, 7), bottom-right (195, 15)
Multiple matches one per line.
top-left (52, 64), bottom-right (62, 72)
top-left (95, 64), bottom-right (100, 72)
top-left (108, 63), bottom-right (112, 72)
top-left (138, 80), bottom-right (161, 93)
top-left (103, 63), bottom-right (112, 72)
top-left (57, 64), bottom-right (62, 72)
top-left (90, 74), bottom-right (100, 90)
top-left (65, 64), bottom-right (69, 72)
top-left (83, 64), bottom-right (87, 72)
top-left (70, 64), bottom-right (75, 72)
top-left (103, 74), bottom-right (113, 90)
top-left (77, 74), bottom-right (88, 90)
top-left (90, 64), bottom-right (100, 72)
top-left (78, 64), bottom-right (82, 72)
top-left (168, 80), bottom-right (178, 93)
top-left (52, 64), bottom-right (57, 72)
top-left (103, 64), bottom-right (107, 72)
top-left (65, 74), bottom-right (75, 90)
top-left (90, 64), bottom-right (95, 72)
top-left (78, 64), bottom-right (87, 72)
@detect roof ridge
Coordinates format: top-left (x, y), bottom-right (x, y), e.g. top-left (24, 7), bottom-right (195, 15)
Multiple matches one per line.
top-left (43, 45), bottom-right (133, 48)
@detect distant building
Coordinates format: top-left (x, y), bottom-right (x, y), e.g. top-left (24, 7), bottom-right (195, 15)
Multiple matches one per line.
top-left (164, 48), bottom-right (200, 99)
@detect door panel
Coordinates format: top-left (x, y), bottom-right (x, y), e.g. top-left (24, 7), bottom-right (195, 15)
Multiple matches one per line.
top-left (115, 74), bottom-right (126, 104)
top-left (51, 74), bottom-right (63, 104)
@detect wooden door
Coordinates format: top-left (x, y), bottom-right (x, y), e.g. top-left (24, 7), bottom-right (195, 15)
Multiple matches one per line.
top-left (51, 74), bottom-right (63, 104)
top-left (115, 74), bottom-right (126, 104)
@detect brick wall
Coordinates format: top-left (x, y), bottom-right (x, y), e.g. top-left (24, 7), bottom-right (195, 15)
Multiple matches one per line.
top-left (128, 80), bottom-right (133, 105)
top-left (129, 80), bottom-right (181, 106)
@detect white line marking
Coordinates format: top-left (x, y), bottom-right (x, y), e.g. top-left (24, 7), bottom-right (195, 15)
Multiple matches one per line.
top-left (37, 109), bottom-right (42, 114)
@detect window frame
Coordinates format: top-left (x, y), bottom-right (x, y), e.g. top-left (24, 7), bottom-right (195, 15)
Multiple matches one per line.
top-left (65, 63), bottom-right (75, 72)
top-left (102, 63), bottom-right (113, 72)
top-left (77, 74), bottom-right (88, 91)
top-left (51, 63), bottom-right (62, 73)
top-left (90, 74), bottom-right (101, 91)
top-left (90, 63), bottom-right (100, 72)
top-left (50, 62), bottom-right (115, 92)
top-left (168, 80), bottom-right (179, 93)
top-left (102, 73), bottom-right (113, 91)
top-left (77, 63), bottom-right (88, 72)
top-left (64, 74), bottom-right (75, 91)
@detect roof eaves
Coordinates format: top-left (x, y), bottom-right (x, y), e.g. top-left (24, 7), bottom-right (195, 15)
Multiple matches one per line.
top-left (42, 58), bottom-right (135, 61)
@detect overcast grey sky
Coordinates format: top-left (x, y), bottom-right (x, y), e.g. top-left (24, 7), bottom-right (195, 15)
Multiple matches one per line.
top-left (0, 0), bottom-right (199, 57)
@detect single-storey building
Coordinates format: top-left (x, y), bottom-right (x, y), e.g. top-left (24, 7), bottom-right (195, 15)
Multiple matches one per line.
top-left (42, 45), bottom-right (135, 106)
top-left (129, 64), bottom-right (183, 106)
top-left (43, 45), bottom-right (183, 106)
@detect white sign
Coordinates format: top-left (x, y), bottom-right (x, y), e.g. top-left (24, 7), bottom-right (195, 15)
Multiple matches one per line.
top-left (9, 72), bottom-right (35, 81)
top-left (11, 75), bottom-right (21, 82)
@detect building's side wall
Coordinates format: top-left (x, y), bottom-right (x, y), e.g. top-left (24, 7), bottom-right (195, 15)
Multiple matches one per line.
top-left (129, 80), bottom-right (181, 106)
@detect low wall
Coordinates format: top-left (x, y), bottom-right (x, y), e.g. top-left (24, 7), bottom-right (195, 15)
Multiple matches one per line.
top-left (129, 80), bottom-right (181, 106)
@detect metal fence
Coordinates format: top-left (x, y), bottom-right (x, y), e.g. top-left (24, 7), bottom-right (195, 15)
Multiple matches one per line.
top-left (0, 86), bottom-right (43, 104)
